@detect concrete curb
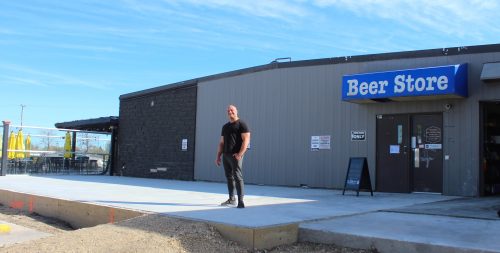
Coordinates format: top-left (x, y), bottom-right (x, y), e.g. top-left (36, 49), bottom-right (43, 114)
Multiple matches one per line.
top-left (299, 227), bottom-right (499, 253)
top-left (213, 222), bottom-right (298, 249)
top-left (0, 189), bottom-right (143, 228)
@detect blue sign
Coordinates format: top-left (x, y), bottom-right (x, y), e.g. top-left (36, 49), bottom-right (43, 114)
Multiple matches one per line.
top-left (342, 64), bottom-right (468, 101)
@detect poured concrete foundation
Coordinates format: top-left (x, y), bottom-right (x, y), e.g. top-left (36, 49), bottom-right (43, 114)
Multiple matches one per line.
top-left (0, 175), bottom-right (498, 252)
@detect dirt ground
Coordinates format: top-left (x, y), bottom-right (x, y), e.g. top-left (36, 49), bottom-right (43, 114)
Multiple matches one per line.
top-left (0, 204), bottom-right (375, 253)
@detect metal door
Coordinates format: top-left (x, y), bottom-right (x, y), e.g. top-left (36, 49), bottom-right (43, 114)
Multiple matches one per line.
top-left (411, 114), bottom-right (443, 193)
top-left (376, 114), bottom-right (411, 193)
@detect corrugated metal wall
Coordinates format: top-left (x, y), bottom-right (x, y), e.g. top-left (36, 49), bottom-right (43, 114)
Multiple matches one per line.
top-left (194, 51), bottom-right (500, 197)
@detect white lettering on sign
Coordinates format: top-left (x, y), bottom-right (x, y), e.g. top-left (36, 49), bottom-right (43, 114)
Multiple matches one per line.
top-left (437, 76), bottom-right (448, 90)
top-left (347, 75), bottom-right (448, 96)
top-left (394, 75), bottom-right (405, 93)
top-left (415, 77), bottom-right (425, 91)
top-left (351, 131), bottom-right (366, 141)
top-left (347, 179), bottom-right (359, 185)
top-left (426, 76), bottom-right (437, 91)
top-left (347, 79), bottom-right (358, 96)
top-left (359, 81), bottom-right (368, 95)
top-left (347, 79), bottom-right (388, 96)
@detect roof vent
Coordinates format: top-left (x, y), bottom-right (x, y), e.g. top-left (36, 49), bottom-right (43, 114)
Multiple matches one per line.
top-left (270, 57), bottom-right (291, 63)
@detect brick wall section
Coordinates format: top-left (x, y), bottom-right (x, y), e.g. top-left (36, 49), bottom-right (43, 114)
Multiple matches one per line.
top-left (117, 86), bottom-right (197, 180)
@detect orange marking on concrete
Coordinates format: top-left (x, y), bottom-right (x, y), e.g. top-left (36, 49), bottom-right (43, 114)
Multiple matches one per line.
top-left (109, 208), bottom-right (115, 224)
top-left (10, 200), bottom-right (24, 209)
top-left (29, 196), bottom-right (34, 213)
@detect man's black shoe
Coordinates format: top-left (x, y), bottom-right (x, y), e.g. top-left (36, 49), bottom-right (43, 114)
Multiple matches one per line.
top-left (237, 200), bottom-right (245, 208)
top-left (221, 198), bottom-right (236, 206)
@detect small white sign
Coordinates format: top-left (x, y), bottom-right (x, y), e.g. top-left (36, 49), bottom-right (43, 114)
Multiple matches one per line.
top-left (319, 135), bottom-right (331, 149)
top-left (311, 136), bottom-right (320, 150)
top-left (311, 135), bottom-right (331, 150)
top-left (390, 145), bottom-right (400, 154)
top-left (181, 139), bottom-right (188, 151)
top-left (424, 143), bottom-right (442, 150)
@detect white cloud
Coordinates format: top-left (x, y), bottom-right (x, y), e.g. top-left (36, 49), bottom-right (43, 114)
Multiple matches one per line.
top-left (144, 0), bottom-right (313, 22)
top-left (0, 63), bottom-right (110, 90)
top-left (311, 0), bottom-right (500, 38)
top-left (0, 28), bottom-right (23, 35)
top-left (0, 75), bottom-right (48, 87)
top-left (54, 43), bottom-right (121, 53)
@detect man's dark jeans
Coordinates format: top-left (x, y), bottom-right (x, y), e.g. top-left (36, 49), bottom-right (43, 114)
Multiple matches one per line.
top-left (222, 153), bottom-right (244, 198)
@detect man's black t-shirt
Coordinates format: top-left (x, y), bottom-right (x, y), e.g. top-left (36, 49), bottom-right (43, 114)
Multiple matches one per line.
top-left (221, 120), bottom-right (250, 154)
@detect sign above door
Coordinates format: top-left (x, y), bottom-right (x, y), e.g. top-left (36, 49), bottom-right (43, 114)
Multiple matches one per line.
top-left (342, 64), bottom-right (468, 103)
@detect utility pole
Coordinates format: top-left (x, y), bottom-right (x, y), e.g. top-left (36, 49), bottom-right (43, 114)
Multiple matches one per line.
top-left (20, 104), bottom-right (26, 129)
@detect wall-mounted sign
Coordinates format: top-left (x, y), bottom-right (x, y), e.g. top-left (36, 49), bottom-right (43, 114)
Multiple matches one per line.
top-left (319, 136), bottom-right (331, 149)
top-left (425, 144), bottom-right (442, 149)
top-left (311, 136), bottom-right (320, 150)
top-left (342, 64), bottom-right (468, 102)
top-left (311, 135), bottom-right (331, 151)
top-left (351, 131), bottom-right (366, 141)
top-left (181, 139), bottom-right (188, 151)
top-left (425, 126), bottom-right (441, 143)
top-left (390, 145), bottom-right (400, 154)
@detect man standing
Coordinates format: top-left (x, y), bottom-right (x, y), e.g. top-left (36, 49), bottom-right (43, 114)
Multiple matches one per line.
top-left (215, 105), bottom-right (250, 208)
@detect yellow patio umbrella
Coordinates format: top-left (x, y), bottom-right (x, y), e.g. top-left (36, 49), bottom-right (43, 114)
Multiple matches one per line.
top-left (25, 135), bottom-right (31, 157)
top-left (8, 131), bottom-right (16, 159)
top-left (15, 130), bottom-right (25, 159)
top-left (64, 131), bottom-right (72, 158)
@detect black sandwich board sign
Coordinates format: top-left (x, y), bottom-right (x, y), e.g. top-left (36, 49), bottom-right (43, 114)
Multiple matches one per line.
top-left (342, 157), bottom-right (373, 196)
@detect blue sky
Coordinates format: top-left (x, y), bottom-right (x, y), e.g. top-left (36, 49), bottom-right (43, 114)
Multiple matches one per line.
top-left (1, 0), bottom-right (500, 128)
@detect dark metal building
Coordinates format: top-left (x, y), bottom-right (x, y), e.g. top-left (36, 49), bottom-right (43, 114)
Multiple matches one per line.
top-left (119, 43), bottom-right (500, 197)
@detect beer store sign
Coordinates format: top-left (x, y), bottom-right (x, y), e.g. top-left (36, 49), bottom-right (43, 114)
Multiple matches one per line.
top-left (342, 64), bottom-right (468, 101)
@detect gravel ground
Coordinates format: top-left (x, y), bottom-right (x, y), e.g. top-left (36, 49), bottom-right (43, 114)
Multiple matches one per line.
top-left (0, 204), bottom-right (375, 253)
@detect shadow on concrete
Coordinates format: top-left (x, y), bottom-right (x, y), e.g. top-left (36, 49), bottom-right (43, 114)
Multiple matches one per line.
top-left (386, 196), bottom-right (500, 220)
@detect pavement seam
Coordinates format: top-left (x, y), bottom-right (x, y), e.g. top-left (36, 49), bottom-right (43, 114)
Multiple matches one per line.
top-left (381, 209), bottom-right (500, 221)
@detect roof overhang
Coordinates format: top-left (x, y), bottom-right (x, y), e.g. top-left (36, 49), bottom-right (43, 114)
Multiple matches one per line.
top-left (55, 116), bottom-right (118, 133)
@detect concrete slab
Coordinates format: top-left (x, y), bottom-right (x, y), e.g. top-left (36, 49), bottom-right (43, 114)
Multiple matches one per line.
top-left (0, 175), bottom-right (456, 228)
top-left (4, 175), bottom-right (496, 251)
top-left (0, 220), bottom-right (51, 247)
top-left (300, 212), bottom-right (500, 253)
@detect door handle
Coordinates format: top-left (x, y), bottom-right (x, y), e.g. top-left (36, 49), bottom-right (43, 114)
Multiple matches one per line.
top-left (414, 148), bottom-right (420, 168)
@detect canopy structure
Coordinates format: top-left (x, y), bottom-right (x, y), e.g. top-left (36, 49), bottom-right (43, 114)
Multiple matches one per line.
top-left (55, 116), bottom-right (118, 133)
top-left (55, 116), bottom-right (119, 175)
